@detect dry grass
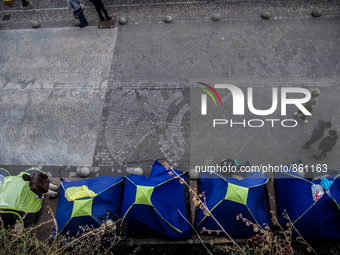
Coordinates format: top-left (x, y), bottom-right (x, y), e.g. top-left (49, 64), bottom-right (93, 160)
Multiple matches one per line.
top-left (0, 209), bottom-right (124, 255)
top-left (163, 162), bottom-right (318, 255)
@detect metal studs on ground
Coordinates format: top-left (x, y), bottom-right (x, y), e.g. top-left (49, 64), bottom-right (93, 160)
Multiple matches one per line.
top-left (261, 12), bottom-right (271, 19)
top-left (164, 15), bottom-right (173, 23)
top-left (126, 167), bottom-right (144, 176)
top-left (31, 21), bottom-right (41, 28)
top-left (211, 13), bottom-right (221, 21)
top-left (189, 168), bottom-right (200, 180)
top-left (77, 167), bottom-right (91, 178)
top-left (119, 17), bottom-right (128, 25)
top-left (311, 9), bottom-right (322, 17)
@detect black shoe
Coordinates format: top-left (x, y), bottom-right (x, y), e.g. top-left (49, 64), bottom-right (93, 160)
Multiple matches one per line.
top-left (107, 16), bottom-right (112, 21)
top-left (79, 25), bottom-right (85, 28)
top-left (299, 118), bottom-right (309, 123)
top-left (302, 144), bottom-right (311, 149)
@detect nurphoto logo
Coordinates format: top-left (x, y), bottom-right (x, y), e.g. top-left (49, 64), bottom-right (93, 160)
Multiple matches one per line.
top-left (198, 83), bottom-right (312, 128)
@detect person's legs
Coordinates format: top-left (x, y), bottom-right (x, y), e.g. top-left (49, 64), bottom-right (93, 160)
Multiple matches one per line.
top-left (294, 110), bottom-right (302, 116)
top-left (75, 9), bottom-right (85, 26)
top-left (46, 190), bottom-right (58, 197)
top-left (299, 114), bottom-right (306, 121)
top-left (94, 4), bottom-right (105, 21)
top-left (75, 8), bottom-right (88, 27)
top-left (299, 109), bottom-right (312, 123)
top-left (80, 8), bottom-right (88, 25)
top-left (319, 150), bottom-right (327, 158)
top-left (46, 183), bottom-right (58, 197)
top-left (299, 113), bottom-right (309, 123)
top-left (100, 4), bottom-right (111, 20)
top-left (312, 149), bottom-right (326, 159)
top-left (49, 183), bottom-right (59, 191)
top-left (303, 135), bottom-right (320, 148)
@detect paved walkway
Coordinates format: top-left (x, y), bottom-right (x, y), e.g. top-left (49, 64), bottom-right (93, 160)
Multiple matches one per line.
top-left (0, 1), bottom-right (340, 177)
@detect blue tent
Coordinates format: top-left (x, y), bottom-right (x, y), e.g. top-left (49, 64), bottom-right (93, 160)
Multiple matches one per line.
top-left (120, 160), bottom-right (191, 239)
top-left (276, 171), bottom-right (340, 239)
top-left (195, 172), bottom-right (272, 236)
top-left (55, 176), bottom-right (124, 237)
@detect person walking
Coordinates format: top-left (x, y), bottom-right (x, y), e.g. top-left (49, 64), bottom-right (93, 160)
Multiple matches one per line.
top-left (302, 119), bottom-right (332, 149)
top-left (294, 88), bottom-right (320, 123)
top-left (88, 0), bottom-right (111, 22)
top-left (312, 130), bottom-right (338, 159)
top-left (67, 0), bottom-right (88, 28)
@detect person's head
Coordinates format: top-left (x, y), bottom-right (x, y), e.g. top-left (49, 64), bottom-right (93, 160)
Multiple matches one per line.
top-left (328, 130), bottom-right (337, 138)
top-left (325, 122), bottom-right (332, 129)
top-left (311, 88), bottom-right (320, 97)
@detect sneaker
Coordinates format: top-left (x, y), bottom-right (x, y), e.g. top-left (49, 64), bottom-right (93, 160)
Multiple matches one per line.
top-left (302, 144), bottom-right (311, 149)
top-left (299, 118), bottom-right (308, 123)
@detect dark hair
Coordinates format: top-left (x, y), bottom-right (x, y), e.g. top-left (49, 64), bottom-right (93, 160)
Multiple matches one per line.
top-left (325, 122), bottom-right (332, 129)
top-left (329, 130), bottom-right (337, 137)
top-left (22, 174), bottom-right (31, 181)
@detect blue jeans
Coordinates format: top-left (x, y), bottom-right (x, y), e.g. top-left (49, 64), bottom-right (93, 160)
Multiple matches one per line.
top-left (74, 8), bottom-right (88, 27)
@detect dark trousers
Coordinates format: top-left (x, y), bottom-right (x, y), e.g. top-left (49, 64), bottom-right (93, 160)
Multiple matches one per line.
top-left (298, 109), bottom-right (312, 121)
top-left (94, 3), bottom-right (110, 21)
top-left (314, 149), bottom-right (327, 159)
top-left (304, 134), bottom-right (322, 147)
